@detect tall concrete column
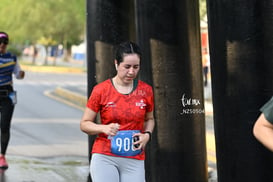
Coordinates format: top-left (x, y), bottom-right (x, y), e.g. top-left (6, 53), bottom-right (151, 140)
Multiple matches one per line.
top-left (87, 0), bottom-right (133, 84)
top-left (207, 0), bottom-right (273, 181)
top-left (136, 0), bottom-right (207, 181)
top-left (86, 1), bottom-right (136, 181)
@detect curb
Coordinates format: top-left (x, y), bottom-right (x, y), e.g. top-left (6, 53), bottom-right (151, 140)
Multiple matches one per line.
top-left (45, 87), bottom-right (86, 111)
top-left (21, 64), bottom-right (86, 74)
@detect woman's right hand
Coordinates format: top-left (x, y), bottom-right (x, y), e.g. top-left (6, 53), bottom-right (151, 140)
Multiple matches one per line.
top-left (103, 123), bottom-right (120, 136)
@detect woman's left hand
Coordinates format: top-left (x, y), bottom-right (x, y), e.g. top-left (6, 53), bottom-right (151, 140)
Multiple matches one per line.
top-left (18, 71), bottom-right (25, 79)
top-left (133, 132), bottom-right (150, 150)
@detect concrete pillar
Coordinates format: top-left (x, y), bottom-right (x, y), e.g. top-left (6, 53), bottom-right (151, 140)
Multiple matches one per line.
top-left (136, 0), bottom-right (207, 181)
top-left (207, 0), bottom-right (273, 181)
top-left (86, 1), bottom-right (135, 181)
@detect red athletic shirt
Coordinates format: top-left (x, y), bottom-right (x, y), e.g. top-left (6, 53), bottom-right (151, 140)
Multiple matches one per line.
top-left (86, 79), bottom-right (154, 160)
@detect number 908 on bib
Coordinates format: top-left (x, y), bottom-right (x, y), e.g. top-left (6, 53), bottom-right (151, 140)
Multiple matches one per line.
top-left (110, 130), bottom-right (142, 156)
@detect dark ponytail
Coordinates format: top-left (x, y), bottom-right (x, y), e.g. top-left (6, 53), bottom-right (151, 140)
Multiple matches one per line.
top-left (115, 41), bottom-right (142, 64)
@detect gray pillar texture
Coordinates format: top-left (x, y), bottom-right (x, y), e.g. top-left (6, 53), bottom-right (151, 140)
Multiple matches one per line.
top-left (207, 0), bottom-right (273, 181)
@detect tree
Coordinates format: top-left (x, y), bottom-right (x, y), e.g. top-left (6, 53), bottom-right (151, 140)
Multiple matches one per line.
top-left (0, 0), bottom-right (85, 64)
top-left (199, 0), bottom-right (207, 22)
top-left (37, 37), bottom-right (57, 65)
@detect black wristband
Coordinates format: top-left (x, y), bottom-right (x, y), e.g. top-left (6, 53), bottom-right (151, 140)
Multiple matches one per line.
top-left (143, 131), bottom-right (152, 142)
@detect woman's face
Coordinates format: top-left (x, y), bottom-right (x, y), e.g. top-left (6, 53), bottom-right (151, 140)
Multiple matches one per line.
top-left (116, 53), bottom-right (140, 84)
top-left (0, 39), bottom-right (8, 54)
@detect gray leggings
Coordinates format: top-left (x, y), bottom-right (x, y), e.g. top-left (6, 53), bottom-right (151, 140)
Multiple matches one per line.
top-left (90, 153), bottom-right (145, 182)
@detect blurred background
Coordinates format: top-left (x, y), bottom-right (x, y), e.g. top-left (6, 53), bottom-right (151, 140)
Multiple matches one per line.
top-left (0, 0), bottom-right (208, 70)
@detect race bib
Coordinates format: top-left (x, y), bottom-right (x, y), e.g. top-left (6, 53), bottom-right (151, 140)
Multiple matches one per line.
top-left (110, 130), bottom-right (141, 156)
top-left (9, 91), bottom-right (17, 105)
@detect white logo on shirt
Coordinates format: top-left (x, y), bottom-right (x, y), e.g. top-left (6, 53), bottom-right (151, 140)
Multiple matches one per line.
top-left (105, 101), bottom-right (116, 107)
top-left (136, 99), bottom-right (146, 109)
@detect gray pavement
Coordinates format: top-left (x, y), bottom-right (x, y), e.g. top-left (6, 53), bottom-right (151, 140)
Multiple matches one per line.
top-left (2, 155), bottom-right (89, 182)
top-left (2, 88), bottom-right (90, 181)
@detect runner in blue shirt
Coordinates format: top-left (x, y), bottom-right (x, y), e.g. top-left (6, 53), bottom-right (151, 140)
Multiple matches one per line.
top-left (0, 32), bottom-right (25, 169)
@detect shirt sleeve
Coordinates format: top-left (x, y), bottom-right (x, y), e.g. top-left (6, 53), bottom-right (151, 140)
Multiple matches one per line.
top-left (260, 96), bottom-right (273, 124)
top-left (13, 61), bottom-right (23, 79)
top-left (86, 85), bottom-right (102, 113)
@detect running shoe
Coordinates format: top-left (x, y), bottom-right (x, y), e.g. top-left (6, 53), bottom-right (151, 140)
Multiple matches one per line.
top-left (0, 156), bottom-right (8, 169)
